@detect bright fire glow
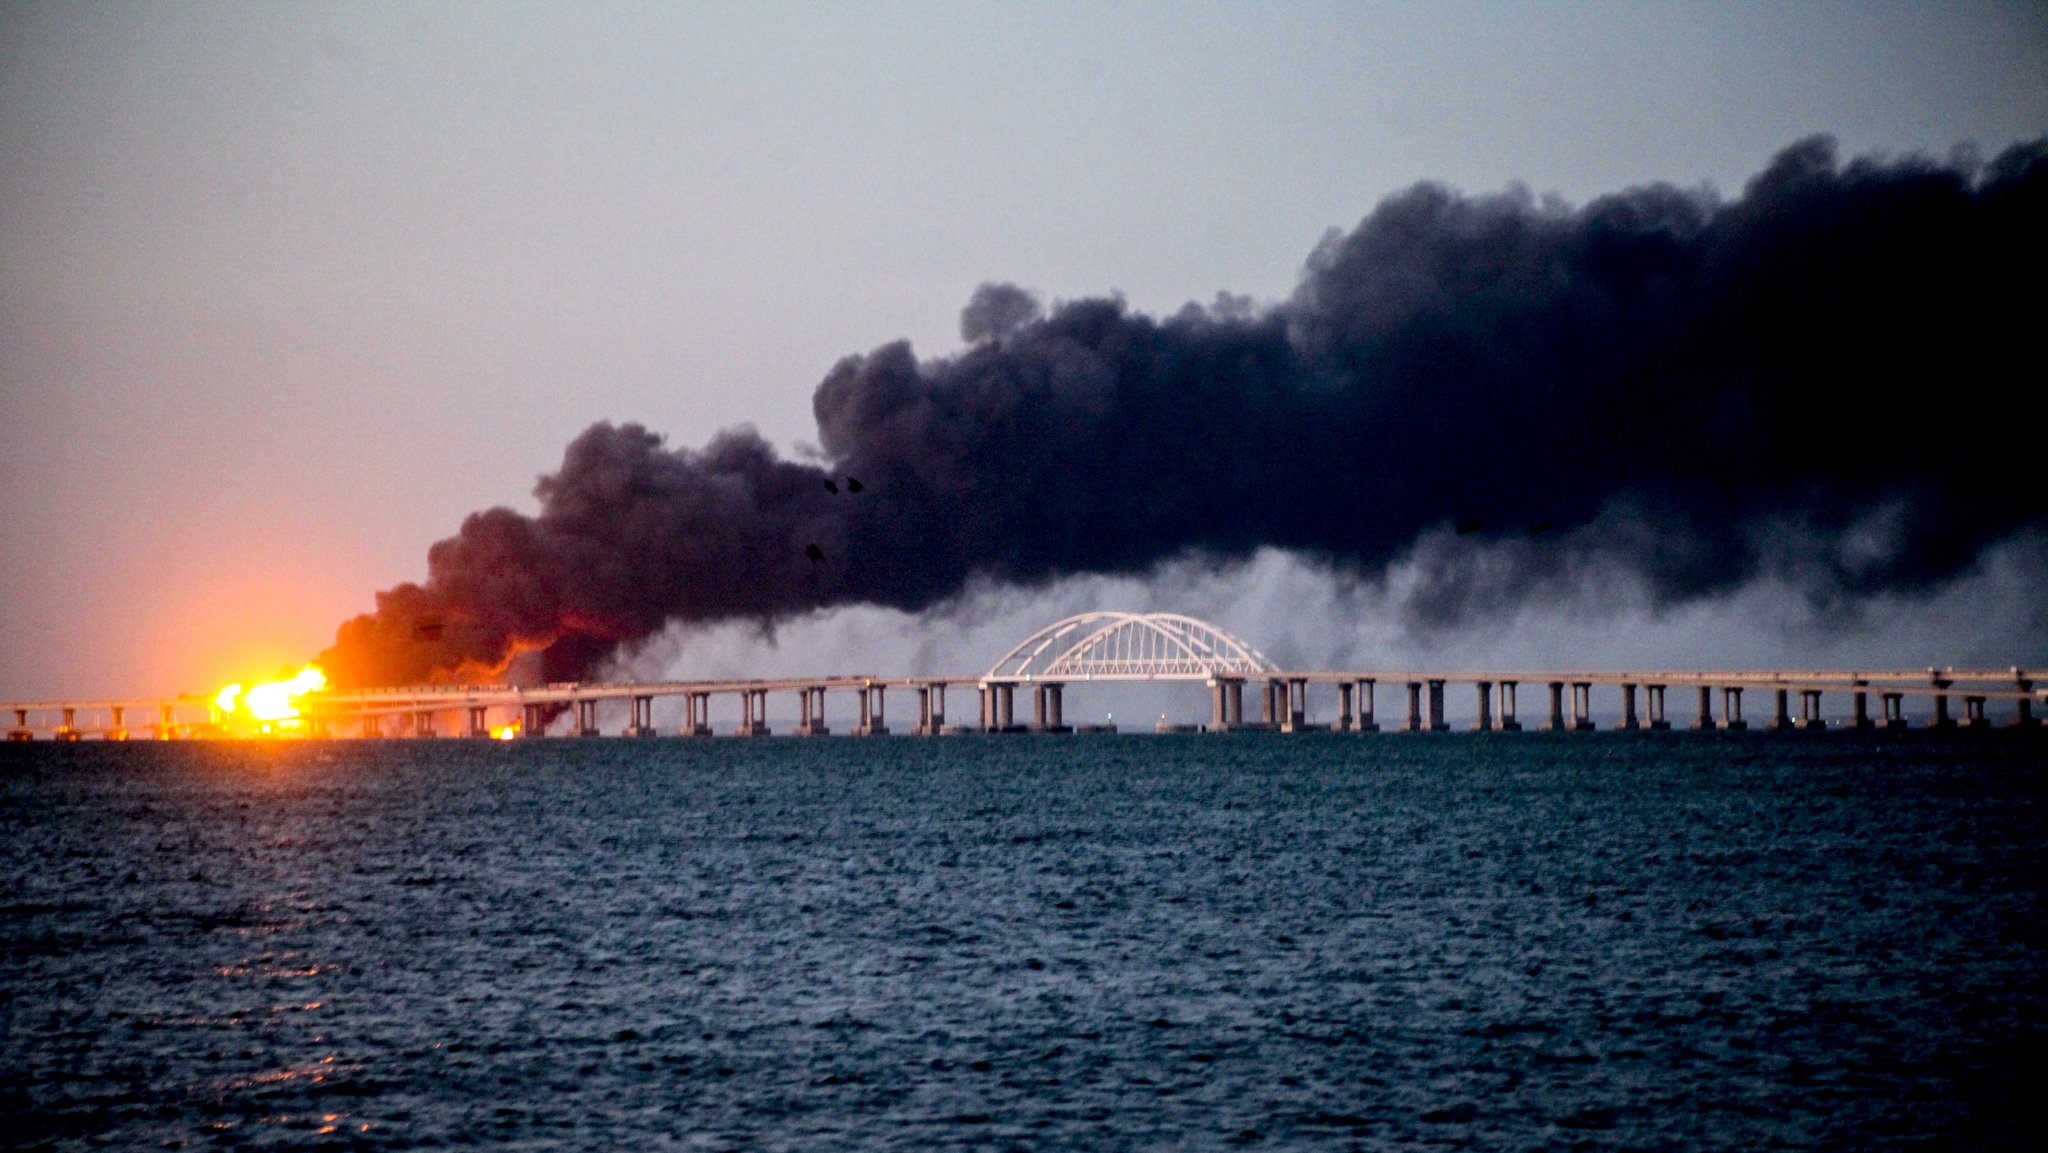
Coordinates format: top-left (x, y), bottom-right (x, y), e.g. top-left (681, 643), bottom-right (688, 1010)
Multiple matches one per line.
top-left (214, 664), bottom-right (327, 730)
top-left (492, 723), bottom-right (519, 740)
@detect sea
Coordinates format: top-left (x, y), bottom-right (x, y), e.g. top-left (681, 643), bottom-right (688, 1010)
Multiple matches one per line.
top-left (2, 732), bottom-right (2041, 1151)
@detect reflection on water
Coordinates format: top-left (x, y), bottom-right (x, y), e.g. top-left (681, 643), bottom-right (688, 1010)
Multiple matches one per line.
top-left (2, 733), bottom-right (2041, 1149)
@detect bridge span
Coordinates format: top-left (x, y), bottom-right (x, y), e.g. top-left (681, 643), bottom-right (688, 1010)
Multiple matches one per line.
top-left (5, 612), bottom-right (2041, 739)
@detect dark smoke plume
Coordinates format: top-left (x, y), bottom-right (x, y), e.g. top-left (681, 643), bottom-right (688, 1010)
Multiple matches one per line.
top-left (321, 136), bottom-right (2048, 687)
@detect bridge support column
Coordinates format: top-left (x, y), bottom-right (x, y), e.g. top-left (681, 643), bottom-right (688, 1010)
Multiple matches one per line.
top-left (521, 702), bottom-right (550, 737)
top-left (997, 684), bottom-right (1015, 731)
top-left (1031, 683), bottom-right (1066, 732)
top-left (1571, 682), bottom-right (1595, 731)
top-left (1545, 682), bottom-right (1567, 731)
top-left (1337, 681), bottom-right (1354, 731)
top-left (1850, 684), bottom-right (1874, 729)
top-left (1931, 689), bottom-right (1954, 729)
top-left (362, 712), bottom-right (383, 739)
top-left (678, 693), bottom-right (711, 737)
top-left (108, 706), bottom-right (127, 741)
top-left (1799, 690), bottom-right (1826, 730)
top-left (856, 685), bottom-right (888, 735)
top-left (1497, 681), bottom-right (1520, 731)
top-left (575, 698), bottom-right (602, 737)
top-left (1770, 689), bottom-right (1794, 731)
top-left (1692, 686), bottom-right (1715, 730)
top-left (1620, 683), bottom-right (1639, 730)
top-left (1721, 687), bottom-right (1747, 730)
top-left (1426, 679), bottom-right (1447, 732)
top-left (624, 695), bottom-right (657, 737)
top-left (1355, 679), bottom-right (1376, 732)
top-left (1964, 696), bottom-right (1989, 729)
top-left (1405, 681), bottom-right (1424, 732)
top-left (159, 703), bottom-right (178, 740)
top-left (931, 683), bottom-right (945, 732)
top-left (1647, 684), bottom-right (1669, 730)
top-left (2015, 676), bottom-right (2037, 727)
top-left (1282, 678), bottom-right (1307, 731)
top-left (467, 706), bottom-right (489, 738)
top-left (415, 711), bottom-right (438, 738)
top-left (796, 686), bottom-right (831, 736)
top-left (1881, 692), bottom-right (1906, 729)
top-left (1473, 681), bottom-right (1492, 731)
top-left (58, 707), bottom-right (79, 741)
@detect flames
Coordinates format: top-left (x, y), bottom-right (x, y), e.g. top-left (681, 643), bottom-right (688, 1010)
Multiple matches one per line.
top-left (492, 723), bottom-right (520, 740)
top-left (214, 664), bottom-right (327, 733)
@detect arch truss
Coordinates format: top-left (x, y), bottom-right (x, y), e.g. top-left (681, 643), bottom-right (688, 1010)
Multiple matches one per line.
top-left (984, 612), bottom-right (1277, 682)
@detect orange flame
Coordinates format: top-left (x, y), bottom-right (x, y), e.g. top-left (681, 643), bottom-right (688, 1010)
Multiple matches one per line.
top-left (492, 722), bottom-right (520, 741)
top-left (214, 664), bottom-right (327, 732)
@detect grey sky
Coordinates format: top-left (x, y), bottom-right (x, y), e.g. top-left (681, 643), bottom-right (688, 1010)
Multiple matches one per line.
top-left (2, 1), bottom-right (2043, 696)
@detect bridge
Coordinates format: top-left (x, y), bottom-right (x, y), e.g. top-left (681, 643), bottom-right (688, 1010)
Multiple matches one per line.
top-left (3, 611), bottom-right (2041, 739)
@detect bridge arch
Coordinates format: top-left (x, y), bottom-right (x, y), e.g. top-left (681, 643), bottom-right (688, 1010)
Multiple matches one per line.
top-left (983, 612), bottom-right (1276, 682)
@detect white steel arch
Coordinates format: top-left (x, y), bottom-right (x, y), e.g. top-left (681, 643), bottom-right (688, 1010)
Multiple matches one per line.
top-left (983, 612), bottom-right (1277, 682)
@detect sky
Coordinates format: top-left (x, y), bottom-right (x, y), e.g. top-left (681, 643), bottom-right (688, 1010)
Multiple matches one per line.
top-left (2, 1), bottom-right (2045, 701)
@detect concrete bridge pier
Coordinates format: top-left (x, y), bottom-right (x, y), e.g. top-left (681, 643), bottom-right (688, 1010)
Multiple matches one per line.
top-left (2015, 674), bottom-right (2037, 727)
top-left (359, 712), bottom-right (381, 739)
top-left (797, 686), bottom-right (830, 736)
top-left (1721, 687), bottom-right (1747, 730)
top-left (573, 698), bottom-right (602, 737)
top-left (1619, 683), bottom-right (1639, 730)
top-left (1691, 686), bottom-right (1716, 730)
top-left (1570, 683), bottom-right (1595, 731)
top-left (1798, 690), bottom-right (1827, 730)
top-left (1474, 681), bottom-right (1492, 731)
top-left (57, 707), bottom-right (79, 741)
top-left (414, 711), bottom-right (438, 738)
top-left (1031, 683), bottom-right (1069, 733)
top-left (1964, 696), bottom-right (1990, 728)
top-left (1497, 681), bottom-right (1521, 731)
top-left (1770, 689), bottom-right (1795, 731)
top-left (1849, 684), bottom-right (1874, 728)
top-left (914, 685), bottom-right (944, 735)
top-left (1646, 684), bottom-right (1670, 730)
top-left (737, 689), bottom-right (772, 736)
top-left (108, 706), bottom-right (128, 741)
top-left (515, 703), bottom-right (541, 737)
top-left (1881, 692), bottom-right (1907, 730)
top-left (855, 685), bottom-right (889, 735)
top-left (1355, 679), bottom-right (1378, 732)
top-left (1337, 681), bottom-right (1354, 731)
top-left (1282, 678), bottom-right (1309, 731)
top-left (678, 693), bottom-right (712, 737)
top-left (1545, 682), bottom-right (1568, 731)
top-left (624, 695), bottom-right (658, 737)
top-left (159, 703), bottom-right (179, 740)
top-left (1405, 681), bottom-right (1424, 732)
top-left (1931, 691), bottom-right (1955, 729)
top-left (466, 706), bottom-right (489, 738)
top-left (1426, 679), bottom-right (1448, 731)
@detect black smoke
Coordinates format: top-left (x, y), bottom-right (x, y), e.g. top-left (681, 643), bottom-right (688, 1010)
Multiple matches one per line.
top-left (322, 136), bottom-right (2048, 687)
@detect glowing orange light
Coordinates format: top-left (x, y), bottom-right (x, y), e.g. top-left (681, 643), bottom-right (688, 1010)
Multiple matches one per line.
top-left (492, 723), bottom-right (520, 741)
top-left (213, 664), bottom-right (327, 734)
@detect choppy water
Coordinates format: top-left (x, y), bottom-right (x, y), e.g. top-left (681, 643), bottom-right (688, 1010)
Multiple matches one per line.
top-left (2, 733), bottom-right (2042, 1150)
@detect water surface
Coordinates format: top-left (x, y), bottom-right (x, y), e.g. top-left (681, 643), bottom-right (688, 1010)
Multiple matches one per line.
top-left (3, 733), bottom-right (2041, 1149)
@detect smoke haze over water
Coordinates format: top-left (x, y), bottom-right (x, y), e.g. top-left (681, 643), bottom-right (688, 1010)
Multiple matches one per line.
top-left (321, 137), bottom-right (2048, 687)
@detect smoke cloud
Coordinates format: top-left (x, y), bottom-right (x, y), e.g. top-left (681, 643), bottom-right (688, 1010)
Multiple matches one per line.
top-left (321, 136), bottom-right (2048, 687)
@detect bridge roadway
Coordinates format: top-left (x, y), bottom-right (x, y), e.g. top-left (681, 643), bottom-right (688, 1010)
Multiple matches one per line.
top-left (4, 667), bottom-right (2041, 739)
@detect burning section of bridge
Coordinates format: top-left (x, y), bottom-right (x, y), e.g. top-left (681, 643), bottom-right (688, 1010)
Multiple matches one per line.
top-left (211, 664), bottom-right (327, 736)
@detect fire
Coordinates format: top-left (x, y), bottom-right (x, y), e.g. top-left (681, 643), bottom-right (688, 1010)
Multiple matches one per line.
top-left (214, 664), bottom-right (327, 732)
top-left (492, 723), bottom-right (520, 741)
